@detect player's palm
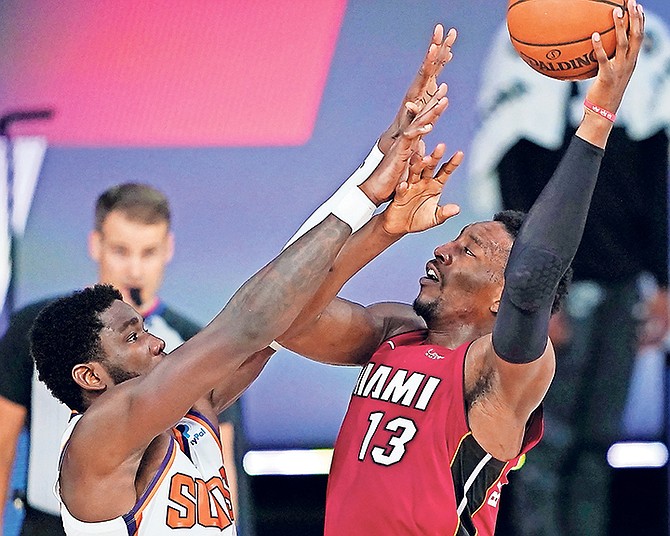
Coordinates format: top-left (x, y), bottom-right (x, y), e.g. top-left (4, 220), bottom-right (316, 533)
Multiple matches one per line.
top-left (382, 148), bottom-right (462, 235)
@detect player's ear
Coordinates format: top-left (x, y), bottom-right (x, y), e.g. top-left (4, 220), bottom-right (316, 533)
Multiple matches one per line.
top-left (72, 362), bottom-right (107, 392)
top-left (88, 230), bottom-right (102, 262)
top-left (490, 299), bottom-right (501, 315)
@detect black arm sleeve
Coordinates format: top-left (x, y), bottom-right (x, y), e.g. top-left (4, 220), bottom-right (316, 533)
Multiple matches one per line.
top-left (492, 136), bottom-right (604, 363)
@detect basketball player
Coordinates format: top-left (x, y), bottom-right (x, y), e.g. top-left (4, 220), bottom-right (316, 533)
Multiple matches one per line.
top-left (27, 80), bottom-right (451, 535)
top-left (278, 2), bottom-right (645, 534)
top-left (0, 184), bottom-right (249, 536)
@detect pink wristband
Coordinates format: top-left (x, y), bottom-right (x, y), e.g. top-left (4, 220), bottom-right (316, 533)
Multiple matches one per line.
top-left (584, 99), bottom-right (616, 123)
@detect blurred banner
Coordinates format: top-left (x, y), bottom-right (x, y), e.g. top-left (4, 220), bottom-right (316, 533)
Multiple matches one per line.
top-left (0, 136), bottom-right (46, 331)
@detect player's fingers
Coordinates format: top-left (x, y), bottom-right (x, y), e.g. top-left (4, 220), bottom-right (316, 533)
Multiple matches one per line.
top-left (612, 5), bottom-right (629, 57)
top-left (394, 179), bottom-right (409, 199)
top-left (405, 101), bottom-right (420, 117)
top-left (435, 203), bottom-right (461, 225)
top-left (400, 84), bottom-right (448, 142)
top-left (408, 152), bottom-right (424, 184)
top-left (426, 25), bottom-right (446, 75)
top-left (627, 2), bottom-right (645, 58)
top-left (402, 120), bottom-right (434, 141)
top-left (403, 98), bottom-right (448, 140)
top-left (591, 32), bottom-right (609, 67)
top-left (434, 151), bottom-right (464, 185)
top-left (422, 143), bottom-right (446, 178)
top-left (421, 83), bottom-right (449, 114)
top-left (414, 96), bottom-right (449, 133)
top-left (433, 24), bottom-right (444, 46)
top-left (415, 82), bottom-right (448, 114)
top-left (409, 27), bottom-right (443, 95)
top-left (435, 27), bottom-right (457, 67)
top-left (444, 27), bottom-right (457, 48)
top-left (427, 83), bottom-right (448, 106)
top-left (419, 44), bottom-right (439, 80)
top-left (416, 139), bottom-right (426, 158)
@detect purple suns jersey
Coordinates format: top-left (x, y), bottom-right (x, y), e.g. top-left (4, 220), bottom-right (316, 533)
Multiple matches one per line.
top-left (325, 330), bottom-right (543, 536)
top-left (57, 410), bottom-right (236, 535)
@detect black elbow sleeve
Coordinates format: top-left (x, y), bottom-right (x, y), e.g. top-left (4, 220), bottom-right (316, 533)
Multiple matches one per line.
top-left (492, 245), bottom-right (563, 363)
top-left (492, 136), bottom-right (603, 364)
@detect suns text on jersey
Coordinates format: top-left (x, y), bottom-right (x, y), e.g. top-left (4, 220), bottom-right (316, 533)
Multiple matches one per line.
top-left (166, 467), bottom-right (234, 529)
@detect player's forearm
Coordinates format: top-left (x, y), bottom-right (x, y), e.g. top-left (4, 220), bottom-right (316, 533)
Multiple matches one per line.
top-left (493, 136), bottom-right (604, 362)
top-left (211, 348), bottom-right (275, 413)
top-left (575, 110), bottom-right (615, 149)
top-left (208, 214), bottom-right (353, 358)
top-left (517, 136), bottom-right (603, 260)
top-left (280, 215), bottom-right (403, 342)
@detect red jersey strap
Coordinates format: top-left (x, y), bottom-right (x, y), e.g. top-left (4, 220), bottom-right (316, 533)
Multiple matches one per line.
top-left (520, 405), bottom-right (544, 454)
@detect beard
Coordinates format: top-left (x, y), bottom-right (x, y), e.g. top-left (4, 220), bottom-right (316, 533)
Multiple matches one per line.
top-left (104, 361), bottom-right (140, 385)
top-left (412, 295), bottom-right (439, 324)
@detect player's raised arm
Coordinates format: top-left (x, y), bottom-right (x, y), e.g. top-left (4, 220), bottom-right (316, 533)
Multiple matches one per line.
top-left (482, 0), bottom-right (645, 420)
top-left (279, 133), bottom-right (464, 365)
top-left (33, 203), bottom-right (375, 479)
top-left (198, 23), bottom-right (461, 411)
top-left (576, 0), bottom-right (644, 149)
top-left (286, 24), bottom-right (459, 248)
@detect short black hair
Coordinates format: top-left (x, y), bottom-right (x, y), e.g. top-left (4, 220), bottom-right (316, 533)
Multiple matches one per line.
top-left (95, 183), bottom-right (170, 231)
top-left (30, 285), bottom-right (122, 412)
top-left (493, 209), bottom-right (572, 314)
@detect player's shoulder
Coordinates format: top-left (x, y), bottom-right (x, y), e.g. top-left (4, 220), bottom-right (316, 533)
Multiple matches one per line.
top-left (366, 301), bottom-right (425, 340)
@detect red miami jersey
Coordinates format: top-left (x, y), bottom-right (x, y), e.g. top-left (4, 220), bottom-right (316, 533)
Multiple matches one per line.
top-left (324, 330), bottom-right (543, 536)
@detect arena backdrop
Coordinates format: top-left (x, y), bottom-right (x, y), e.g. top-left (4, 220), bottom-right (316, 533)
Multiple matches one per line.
top-left (2, 0), bottom-right (669, 449)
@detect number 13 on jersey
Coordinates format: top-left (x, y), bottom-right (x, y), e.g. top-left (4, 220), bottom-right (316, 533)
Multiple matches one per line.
top-left (358, 411), bottom-right (418, 466)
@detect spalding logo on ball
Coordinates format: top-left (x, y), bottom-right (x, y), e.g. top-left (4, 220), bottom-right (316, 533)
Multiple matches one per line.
top-left (507, 0), bottom-right (629, 80)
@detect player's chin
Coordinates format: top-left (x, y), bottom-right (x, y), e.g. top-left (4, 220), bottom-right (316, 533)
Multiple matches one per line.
top-left (412, 294), bottom-right (437, 321)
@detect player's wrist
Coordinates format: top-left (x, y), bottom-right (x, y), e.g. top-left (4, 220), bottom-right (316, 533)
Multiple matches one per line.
top-left (378, 127), bottom-right (399, 154)
top-left (583, 98), bottom-right (616, 122)
top-left (331, 186), bottom-right (377, 233)
top-left (282, 141), bottom-right (383, 250)
top-left (576, 112), bottom-right (613, 150)
top-left (357, 181), bottom-right (386, 207)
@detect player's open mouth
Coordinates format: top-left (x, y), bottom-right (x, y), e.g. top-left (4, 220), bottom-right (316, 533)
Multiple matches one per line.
top-left (422, 262), bottom-right (440, 283)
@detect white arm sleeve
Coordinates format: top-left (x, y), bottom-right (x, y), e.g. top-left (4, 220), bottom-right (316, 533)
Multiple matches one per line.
top-left (282, 141), bottom-right (384, 249)
top-left (270, 142), bottom-right (384, 351)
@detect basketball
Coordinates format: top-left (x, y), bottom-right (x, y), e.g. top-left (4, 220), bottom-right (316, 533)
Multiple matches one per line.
top-left (507, 0), bottom-right (628, 80)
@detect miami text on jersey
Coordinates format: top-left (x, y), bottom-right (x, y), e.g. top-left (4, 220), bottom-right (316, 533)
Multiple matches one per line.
top-left (353, 362), bottom-right (441, 411)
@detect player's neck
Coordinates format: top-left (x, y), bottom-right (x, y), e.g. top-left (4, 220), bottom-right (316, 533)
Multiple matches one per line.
top-left (424, 320), bottom-right (487, 349)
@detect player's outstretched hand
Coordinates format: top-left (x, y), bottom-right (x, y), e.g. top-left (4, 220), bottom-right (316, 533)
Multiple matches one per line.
top-left (587, 0), bottom-right (644, 117)
top-left (360, 83), bottom-right (450, 206)
top-left (381, 144), bottom-right (462, 235)
top-left (378, 24), bottom-right (457, 154)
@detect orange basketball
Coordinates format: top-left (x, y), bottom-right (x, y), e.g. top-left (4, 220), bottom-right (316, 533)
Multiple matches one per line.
top-left (507, 0), bottom-right (628, 80)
